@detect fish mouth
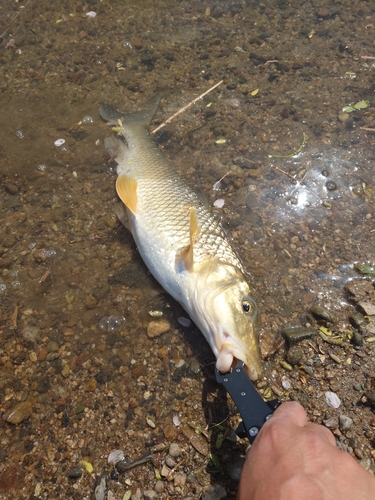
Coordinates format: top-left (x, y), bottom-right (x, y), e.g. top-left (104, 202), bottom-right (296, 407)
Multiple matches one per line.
top-left (216, 333), bottom-right (260, 381)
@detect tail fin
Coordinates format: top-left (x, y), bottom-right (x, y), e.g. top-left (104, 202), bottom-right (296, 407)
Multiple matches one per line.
top-left (99, 94), bottom-right (161, 128)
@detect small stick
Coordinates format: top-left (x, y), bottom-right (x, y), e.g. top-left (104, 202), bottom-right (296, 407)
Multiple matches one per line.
top-left (0, 0), bottom-right (31, 42)
top-left (39, 270), bottom-right (51, 283)
top-left (274, 166), bottom-right (323, 203)
top-left (12, 303), bottom-right (19, 328)
top-left (360, 127), bottom-right (375, 132)
top-left (151, 80), bottom-right (223, 134)
top-left (361, 56), bottom-right (375, 60)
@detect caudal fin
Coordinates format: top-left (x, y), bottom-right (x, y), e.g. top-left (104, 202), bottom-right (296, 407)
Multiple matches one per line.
top-left (99, 94), bottom-right (161, 128)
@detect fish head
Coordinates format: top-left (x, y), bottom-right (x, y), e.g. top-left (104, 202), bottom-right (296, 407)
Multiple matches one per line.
top-left (194, 261), bottom-right (262, 380)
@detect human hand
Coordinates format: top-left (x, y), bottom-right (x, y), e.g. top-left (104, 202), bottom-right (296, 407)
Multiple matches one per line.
top-left (237, 401), bottom-right (375, 500)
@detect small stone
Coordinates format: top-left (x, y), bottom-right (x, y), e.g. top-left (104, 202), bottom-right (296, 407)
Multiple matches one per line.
top-left (155, 480), bottom-right (164, 493)
top-left (143, 490), bottom-right (157, 500)
top-left (358, 301), bottom-right (375, 316)
top-left (4, 183), bottom-right (18, 195)
top-left (1, 234), bottom-right (17, 248)
top-left (353, 382), bottom-right (362, 391)
top-left (36, 376), bottom-right (51, 394)
top-left (161, 463), bottom-right (171, 478)
top-left (169, 443), bottom-right (181, 458)
top-left (165, 455), bottom-right (176, 468)
top-left (310, 305), bottom-right (338, 323)
top-left (323, 416), bottom-right (339, 429)
top-left (174, 471), bottom-right (187, 487)
top-left (132, 37), bottom-right (143, 50)
top-left (74, 400), bottom-right (86, 415)
top-left (339, 415), bottom-right (353, 431)
top-left (360, 457), bottom-right (372, 471)
top-left (188, 359), bottom-right (201, 375)
top-left (316, 8), bottom-right (330, 18)
top-left (281, 326), bottom-right (315, 346)
top-left (85, 378), bottom-right (97, 392)
top-left (4, 401), bottom-right (32, 424)
top-left (47, 341), bottom-right (59, 353)
top-left (67, 466), bottom-right (83, 479)
top-left (147, 320), bottom-right (171, 338)
top-left (285, 346), bottom-right (303, 365)
top-left (163, 423), bottom-right (177, 441)
top-left (61, 364), bottom-right (70, 378)
top-left (338, 112), bottom-right (349, 123)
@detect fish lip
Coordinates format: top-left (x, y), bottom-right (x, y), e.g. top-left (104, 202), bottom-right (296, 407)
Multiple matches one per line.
top-left (215, 331), bottom-right (259, 380)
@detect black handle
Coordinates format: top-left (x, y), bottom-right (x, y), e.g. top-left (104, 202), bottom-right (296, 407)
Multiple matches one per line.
top-left (215, 360), bottom-right (280, 442)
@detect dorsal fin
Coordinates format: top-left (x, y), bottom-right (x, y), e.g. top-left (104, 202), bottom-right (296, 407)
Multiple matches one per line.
top-left (116, 174), bottom-right (138, 215)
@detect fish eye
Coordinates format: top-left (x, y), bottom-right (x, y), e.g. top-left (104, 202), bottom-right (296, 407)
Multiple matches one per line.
top-left (242, 298), bottom-right (255, 314)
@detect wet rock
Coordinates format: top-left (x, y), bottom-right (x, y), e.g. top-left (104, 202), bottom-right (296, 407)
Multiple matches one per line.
top-left (349, 311), bottom-right (367, 330)
top-left (226, 455), bottom-right (245, 481)
top-left (285, 346), bottom-right (303, 365)
top-left (323, 416), bottom-right (339, 429)
top-left (350, 330), bottom-right (363, 346)
top-left (309, 305), bottom-right (338, 323)
top-left (132, 37), bottom-right (143, 50)
top-left (353, 383), bottom-right (362, 391)
top-left (302, 365), bottom-right (314, 376)
top-left (147, 320), bottom-right (171, 338)
top-left (169, 443), bottom-right (181, 458)
top-left (281, 326), bottom-right (315, 346)
top-left (47, 341), bottom-right (59, 353)
top-left (163, 423), bottom-right (177, 441)
top-left (339, 415), bottom-right (353, 431)
top-left (73, 400), bottom-right (86, 415)
top-left (4, 401), bottom-right (32, 424)
top-left (358, 301), bottom-right (375, 316)
top-left (338, 112), bottom-right (349, 123)
top-left (316, 8), bottom-right (330, 18)
top-left (67, 466), bottom-right (83, 479)
top-left (4, 183), bottom-right (19, 195)
top-left (346, 279), bottom-right (374, 303)
top-left (85, 378), bottom-right (97, 392)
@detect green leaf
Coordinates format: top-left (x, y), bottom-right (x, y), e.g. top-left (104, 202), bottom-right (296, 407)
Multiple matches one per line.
top-left (353, 100), bottom-right (369, 110)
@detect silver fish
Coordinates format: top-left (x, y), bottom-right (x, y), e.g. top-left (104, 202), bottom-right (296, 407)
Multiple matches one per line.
top-left (99, 95), bottom-right (262, 380)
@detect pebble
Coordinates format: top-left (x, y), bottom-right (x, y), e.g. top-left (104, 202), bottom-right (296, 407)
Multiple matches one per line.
top-left (47, 341), bottom-right (59, 353)
top-left (169, 443), bottom-right (181, 458)
top-left (143, 490), bottom-right (157, 500)
top-left (358, 301), bottom-right (375, 316)
top-left (188, 359), bottom-right (201, 375)
top-left (165, 455), bottom-right (176, 468)
top-left (154, 480), bottom-right (164, 493)
top-left (67, 466), bottom-right (83, 479)
top-left (353, 383), bottom-right (362, 391)
top-left (4, 183), bottom-right (18, 195)
top-left (4, 401), bottom-right (32, 424)
top-left (339, 415), bottom-right (353, 431)
top-left (338, 112), bottom-right (349, 123)
top-left (281, 326), bottom-right (315, 346)
top-left (147, 319), bottom-right (171, 338)
top-left (36, 376), bottom-right (51, 394)
top-left (61, 364), bottom-right (70, 378)
top-left (226, 455), bottom-right (245, 481)
top-left (323, 416), bottom-right (339, 429)
top-left (174, 471), bottom-right (187, 487)
top-left (316, 8), bottom-right (330, 18)
top-left (286, 346), bottom-right (303, 365)
top-left (310, 305), bottom-right (338, 323)
top-left (22, 325), bottom-right (39, 342)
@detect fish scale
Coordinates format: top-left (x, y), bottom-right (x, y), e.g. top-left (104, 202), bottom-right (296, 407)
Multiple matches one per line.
top-left (99, 95), bottom-right (262, 380)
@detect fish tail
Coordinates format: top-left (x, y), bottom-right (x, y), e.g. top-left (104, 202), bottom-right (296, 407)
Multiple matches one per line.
top-left (99, 94), bottom-right (161, 128)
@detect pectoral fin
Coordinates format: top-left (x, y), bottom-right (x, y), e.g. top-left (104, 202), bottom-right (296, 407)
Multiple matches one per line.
top-left (116, 174), bottom-right (138, 215)
top-left (176, 207), bottom-right (200, 272)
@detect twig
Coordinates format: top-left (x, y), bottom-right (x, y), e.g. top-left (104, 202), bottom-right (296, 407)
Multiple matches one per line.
top-left (274, 166), bottom-right (323, 203)
top-left (151, 80), bottom-right (223, 134)
top-left (360, 127), bottom-right (375, 132)
top-left (361, 56), bottom-right (375, 60)
top-left (0, 0), bottom-right (31, 43)
top-left (12, 303), bottom-right (19, 329)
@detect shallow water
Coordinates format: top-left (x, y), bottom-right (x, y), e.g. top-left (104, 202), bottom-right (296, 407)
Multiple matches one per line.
top-left (0, 0), bottom-right (375, 498)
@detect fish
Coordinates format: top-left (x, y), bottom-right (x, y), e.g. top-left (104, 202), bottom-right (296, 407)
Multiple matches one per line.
top-left (99, 94), bottom-right (262, 380)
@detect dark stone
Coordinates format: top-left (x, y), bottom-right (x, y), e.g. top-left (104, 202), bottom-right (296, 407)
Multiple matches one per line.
top-left (95, 369), bottom-right (112, 384)
top-left (67, 466), bottom-right (83, 480)
top-left (281, 326), bottom-right (316, 346)
top-left (36, 376), bottom-right (51, 394)
top-left (286, 346), bottom-right (304, 366)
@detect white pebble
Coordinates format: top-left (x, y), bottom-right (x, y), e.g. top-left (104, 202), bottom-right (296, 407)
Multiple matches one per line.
top-left (172, 415), bottom-right (180, 427)
top-left (325, 391), bottom-right (341, 409)
top-left (54, 138), bottom-right (65, 147)
top-left (213, 198), bottom-right (225, 208)
top-left (107, 449), bottom-right (124, 464)
top-left (281, 375), bottom-right (292, 390)
top-left (86, 11), bottom-right (97, 17)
